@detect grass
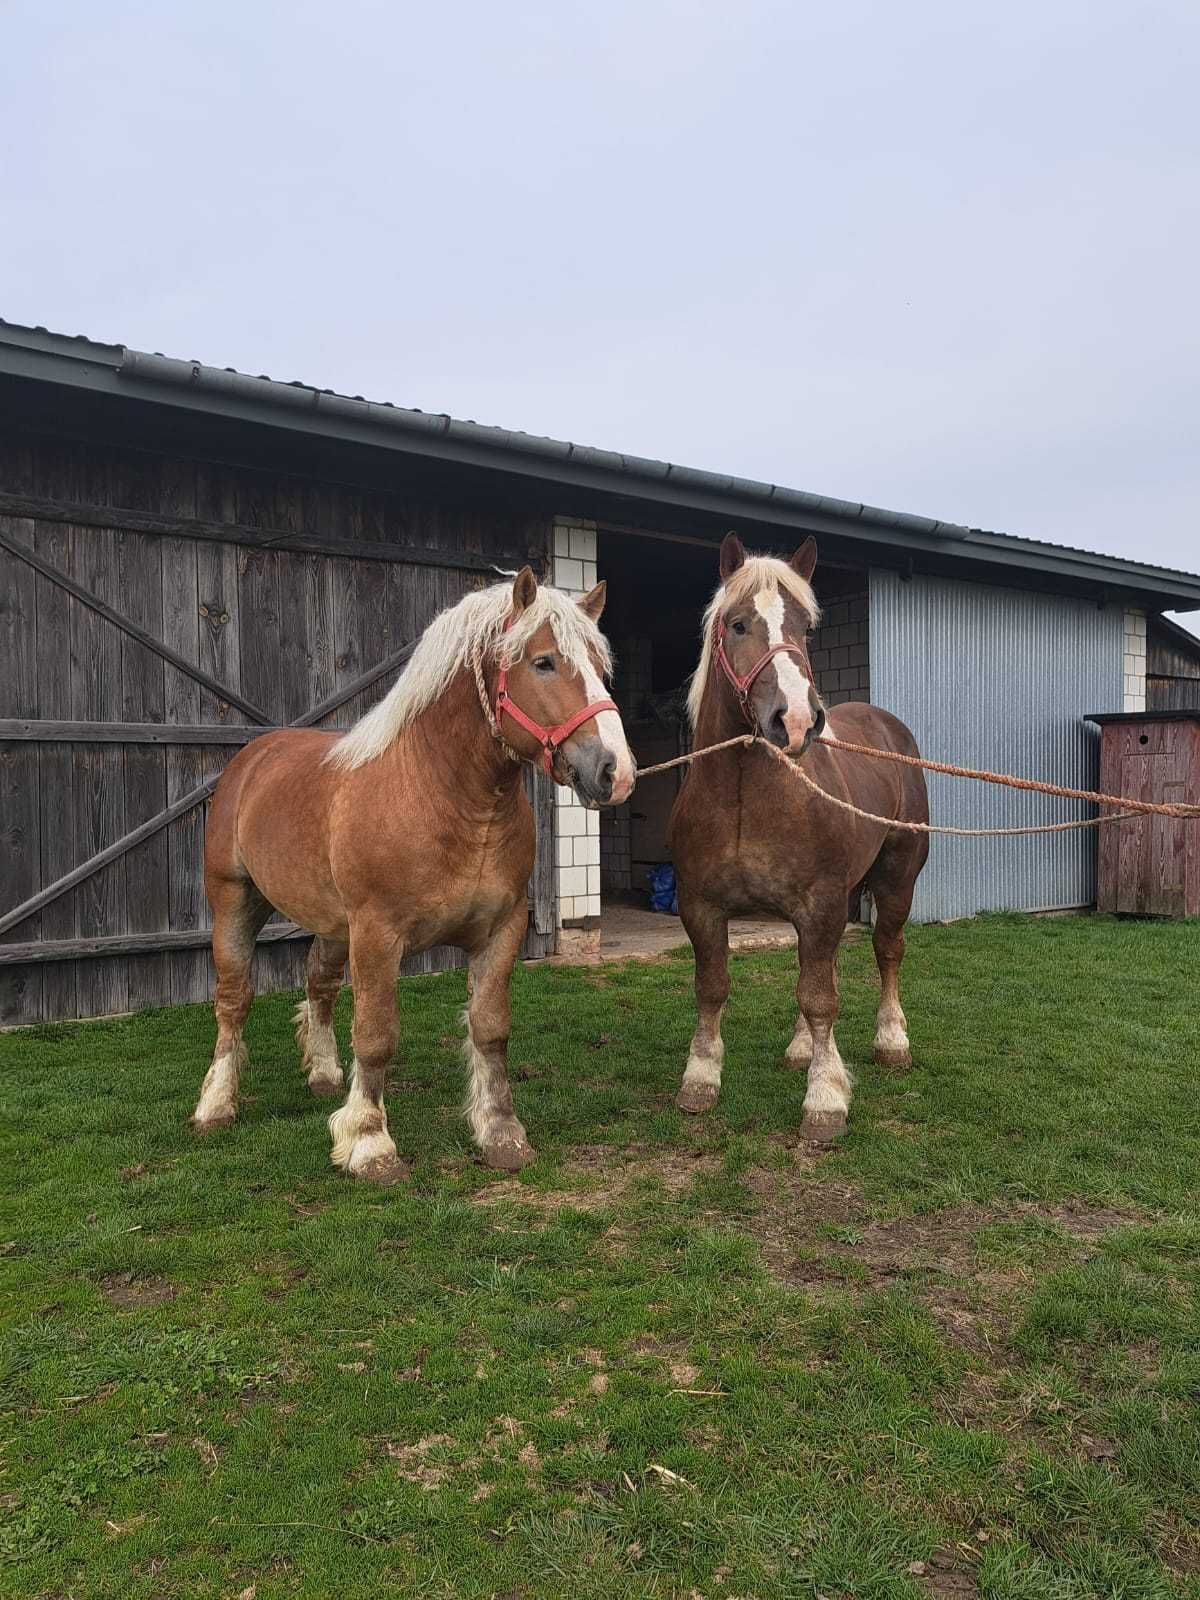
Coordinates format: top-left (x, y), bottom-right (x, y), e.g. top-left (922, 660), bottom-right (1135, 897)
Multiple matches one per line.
top-left (2, 912), bottom-right (1199, 1599)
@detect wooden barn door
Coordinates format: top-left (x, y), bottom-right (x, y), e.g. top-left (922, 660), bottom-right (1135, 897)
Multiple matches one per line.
top-left (0, 446), bottom-right (554, 1025)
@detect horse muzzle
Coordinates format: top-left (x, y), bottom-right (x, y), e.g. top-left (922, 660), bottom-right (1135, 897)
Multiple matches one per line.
top-left (559, 735), bottom-right (636, 808)
top-left (764, 701), bottom-right (825, 758)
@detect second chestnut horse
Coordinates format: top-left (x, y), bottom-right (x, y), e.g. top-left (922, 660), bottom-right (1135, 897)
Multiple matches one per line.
top-left (669, 534), bottom-right (928, 1141)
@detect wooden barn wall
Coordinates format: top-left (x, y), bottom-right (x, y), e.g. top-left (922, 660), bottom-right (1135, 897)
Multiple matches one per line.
top-left (1148, 624), bottom-right (1200, 712)
top-left (0, 431), bottom-right (555, 1025)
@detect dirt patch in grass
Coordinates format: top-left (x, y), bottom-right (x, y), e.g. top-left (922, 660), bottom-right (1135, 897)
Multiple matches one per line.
top-left (743, 1172), bottom-right (1151, 1353)
top-left (471, 1142), bottom-right (725, 1215)
top-left (566, 1140), bottom-right (722, 1196)
top-left (384, 1433), bottom-right (455, 1490)
top-left (100, 1272), bottom-right (178, 1310)
top-left (911, 1547), bottom-right (980, 1596)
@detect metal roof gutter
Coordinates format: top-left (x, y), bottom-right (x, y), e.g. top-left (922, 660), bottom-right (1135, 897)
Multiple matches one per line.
top-left (3, 320), bottom-right (1199, 609)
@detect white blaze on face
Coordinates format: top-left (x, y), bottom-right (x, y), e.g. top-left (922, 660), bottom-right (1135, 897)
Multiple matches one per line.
top-left (754, 588), bottom-right (814, 748)
top-left (580, 653), bottom-right (636, 802)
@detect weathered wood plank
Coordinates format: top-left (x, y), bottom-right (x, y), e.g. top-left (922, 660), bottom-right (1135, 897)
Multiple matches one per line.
top-left (0, 921), bottom-right (308, 965)
top-left (34, 491), bottom-right (77, 1020)
top-left (0, 416), bottom-right (41, 1011)
top-left (72, 518), bottom-right (128, 1018)
top-left (0, 489), bottom-right (536, 574)
top-left (120, 525), bottom-right (170, 1008)
top-left (0, 521), bottom-right (41, 1018)
top-left (160, 454), bottom-right (209, 1003)
top-left (0, 524), bottom-right (41, 1021)
top-left (0, 720), bottom-right (279, 744)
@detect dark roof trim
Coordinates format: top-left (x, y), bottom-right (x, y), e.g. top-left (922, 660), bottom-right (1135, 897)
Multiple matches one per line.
top-left (1086, 709), bottom-right (1200, 724)
top-left (3, 319), bottom-right (1200, 609)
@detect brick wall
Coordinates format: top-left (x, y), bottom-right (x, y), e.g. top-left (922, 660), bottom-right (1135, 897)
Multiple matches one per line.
top-left (552, 517), bottom-right (601, 923)
top-left (809, 592), bottom-right (870, 705)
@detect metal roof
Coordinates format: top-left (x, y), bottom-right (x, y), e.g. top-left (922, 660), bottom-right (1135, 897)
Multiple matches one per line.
top-left (3, 316), bottom-right (1199, 609)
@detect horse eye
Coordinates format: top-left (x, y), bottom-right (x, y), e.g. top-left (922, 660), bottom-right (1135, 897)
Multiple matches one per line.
top-left (730, 619), bottom-right (747, 637)
top-left (533, 655), bottom-right (556, 674)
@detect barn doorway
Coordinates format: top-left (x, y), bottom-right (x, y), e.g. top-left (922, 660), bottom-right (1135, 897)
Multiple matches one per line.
top-left (595, 528), bottom-right (873, 924)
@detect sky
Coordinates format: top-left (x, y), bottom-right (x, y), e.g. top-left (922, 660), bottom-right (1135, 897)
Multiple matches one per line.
top-left (3, 0), bottom-right (1198, 621)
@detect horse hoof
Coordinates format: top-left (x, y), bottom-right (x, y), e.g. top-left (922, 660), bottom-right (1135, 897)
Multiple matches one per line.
top-left (307, 1072), bottom-right (344, 1099)
top-left (873, 1046), bottom-right (912, 1071)
top-left (800, 1111), bottom-right (847, 1145)
top-left (481, 1135), bottom-right (536, 1172)
top-left (354, 1152), bottom-right (409, 1186)
top-left (675, 1082), bottom-right (719, 1115)
top-left (191, 1110), bottom-right (236, 1133)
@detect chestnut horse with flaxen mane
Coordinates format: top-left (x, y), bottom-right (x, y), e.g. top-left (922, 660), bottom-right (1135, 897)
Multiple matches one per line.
top-left (193, 569), bottom-right (634, 1182)
top-left (668, 534), bottom-right (928, 1141)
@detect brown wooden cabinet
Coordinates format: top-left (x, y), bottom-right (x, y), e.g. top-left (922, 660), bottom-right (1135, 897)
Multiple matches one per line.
top-left (1091, 713), bottom-right (1200, 917)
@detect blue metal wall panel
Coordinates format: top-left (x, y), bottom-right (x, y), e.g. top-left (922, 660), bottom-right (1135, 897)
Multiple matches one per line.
top-left (868, 571), bottom-right (1123, 921)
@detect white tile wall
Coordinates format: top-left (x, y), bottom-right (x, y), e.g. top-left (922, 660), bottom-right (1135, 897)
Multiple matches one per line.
top-left (553, 516), bottom-right (603, 926)
top-left (1122, 608), bottom-right (1146, 712)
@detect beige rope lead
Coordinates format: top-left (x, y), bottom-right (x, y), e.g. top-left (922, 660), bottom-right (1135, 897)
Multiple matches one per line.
top-left (635, 731), bottom-right (1197, 838)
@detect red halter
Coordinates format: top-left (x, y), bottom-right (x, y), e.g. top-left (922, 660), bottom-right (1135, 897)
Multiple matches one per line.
top-left (493, 616), bottom-right (618, 775)
top-left (714, 614), bottom-right (809, 721)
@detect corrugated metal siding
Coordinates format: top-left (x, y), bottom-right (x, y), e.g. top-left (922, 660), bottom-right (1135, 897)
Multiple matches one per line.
top-left (869, 571), bottom-right (1123, 922)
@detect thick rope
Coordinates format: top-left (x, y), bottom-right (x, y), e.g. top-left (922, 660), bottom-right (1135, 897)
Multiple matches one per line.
top-left (817, 734), bottom-right (1200, 820)
top-left (471, 648), bottom-right (522, 765)
top-left (635, 732), bottom-right (1196, 838)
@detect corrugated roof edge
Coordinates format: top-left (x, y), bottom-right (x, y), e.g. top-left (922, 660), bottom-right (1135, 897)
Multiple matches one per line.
top-left (2, 316), bottom-right (1199, 598)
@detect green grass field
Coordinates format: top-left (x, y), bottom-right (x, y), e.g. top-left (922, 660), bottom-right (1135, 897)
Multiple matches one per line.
top-left (3, 913), bottom-right (1199, 1599)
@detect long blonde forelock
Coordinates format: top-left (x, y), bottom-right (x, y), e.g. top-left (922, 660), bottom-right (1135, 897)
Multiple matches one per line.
top-left (328, 579), bottom-right (611, 769)
top-left (685, 555), bottom-right (821, 727)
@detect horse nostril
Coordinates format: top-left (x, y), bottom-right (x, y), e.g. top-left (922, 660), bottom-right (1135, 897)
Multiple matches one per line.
top-left (598, 752), bottom-right (616, 793)
top-left (768, 711), bottom-right (788, 747)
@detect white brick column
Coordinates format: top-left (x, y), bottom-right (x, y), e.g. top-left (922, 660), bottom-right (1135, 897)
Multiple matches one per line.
top-left (1122, 609), bottom-right (1146, 712)
top-left (552, 517), bottom-right (601, 926)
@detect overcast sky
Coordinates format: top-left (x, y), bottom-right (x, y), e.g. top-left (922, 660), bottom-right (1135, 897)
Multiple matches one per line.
top-left (4, 0), bottom-right (1197, 620)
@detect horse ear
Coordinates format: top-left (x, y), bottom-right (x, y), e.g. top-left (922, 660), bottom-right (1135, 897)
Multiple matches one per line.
top-left (790, 537), bottom-right (817, 582)
top-left (511, 566), bottom-right (538, 613)
top-left (577, 580), bottom-right (606, 623)
top-left (719, 532), bottom-right (746, 582)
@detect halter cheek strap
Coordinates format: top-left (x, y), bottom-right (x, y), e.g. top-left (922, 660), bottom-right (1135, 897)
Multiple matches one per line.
top-left (493, 617), bottom-right (618, 775)
top-left (714, 615), bottom-right (810, 722)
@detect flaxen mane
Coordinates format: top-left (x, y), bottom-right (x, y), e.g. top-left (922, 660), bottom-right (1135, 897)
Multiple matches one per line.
top-left (328, 580), bottom-right (612, 770)
top-left (686, 556), bottom-right (821, 727)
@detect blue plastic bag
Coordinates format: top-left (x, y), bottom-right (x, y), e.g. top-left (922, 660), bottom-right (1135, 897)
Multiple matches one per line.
top-left (647, 863), bottom-right (678, 915)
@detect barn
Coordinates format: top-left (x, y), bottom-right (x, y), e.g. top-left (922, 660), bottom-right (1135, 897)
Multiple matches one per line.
top-left (3, 318), bottom-right (1199, 1025)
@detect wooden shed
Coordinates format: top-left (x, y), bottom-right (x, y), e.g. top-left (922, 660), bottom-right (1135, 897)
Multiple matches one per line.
top-left (1092, 712), bottom-right (1200, 917)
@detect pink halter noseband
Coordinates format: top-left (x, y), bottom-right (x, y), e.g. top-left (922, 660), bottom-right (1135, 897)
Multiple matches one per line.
top-left (493, 615), bottom-right (618, 775)
top-left (714, 614), bottom-right (810, 721)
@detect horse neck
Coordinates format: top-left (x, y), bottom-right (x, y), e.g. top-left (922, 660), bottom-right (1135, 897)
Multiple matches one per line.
top-left (400, 666), bottom-right (525, 811)
top-left (694, 672), bottom-right (752, 752)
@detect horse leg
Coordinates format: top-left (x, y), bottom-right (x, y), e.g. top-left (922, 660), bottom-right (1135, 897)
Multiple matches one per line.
top-left (785, 953), bottom-right (813, 1069)
top-left (328, 921), bottom-right (407, 1184)
top-left (867, 872), bottom-right (918, 1070)
top-left (463, 902), bottom-right (535, 1171)
top-left (192, 877), bottom-right (271, 1131)
top-left (676, 897), bottom-right (730, 1114)
top-left (295, 936), bottom-right (348, 1098)
top-left (797, 908), bottom-right (853, 1143)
